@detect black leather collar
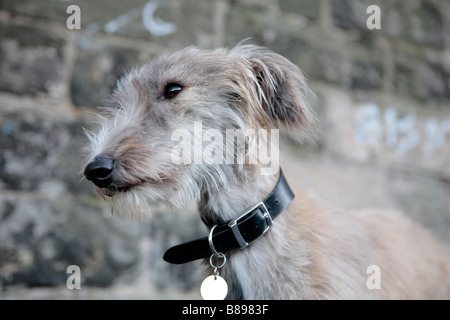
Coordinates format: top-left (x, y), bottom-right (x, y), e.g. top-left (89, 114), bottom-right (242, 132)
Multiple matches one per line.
top-left (163, 169), bottom-right (295, 264)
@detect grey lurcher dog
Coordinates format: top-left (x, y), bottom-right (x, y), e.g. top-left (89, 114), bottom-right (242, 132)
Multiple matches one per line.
top-left (83, 44), bottom-right (450, 299)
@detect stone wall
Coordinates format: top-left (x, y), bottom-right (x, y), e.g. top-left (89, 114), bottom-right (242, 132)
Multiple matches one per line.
top-left (0, 0), bottom-right (449, 299)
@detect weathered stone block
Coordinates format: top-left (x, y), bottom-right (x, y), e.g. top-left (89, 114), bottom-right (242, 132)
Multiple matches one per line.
top-left (278, 0), bottom-right (320, 20)
top-left (70, 42), bottom-right (141, 107)
top-left (349, 60), bottom-right (383, 90)
top-left (322, 88), bottom-right (450, 176)
top-left (0, 0), bottom-right (69, 23)
top-left (0, 110), bottom-right (90, 194)
top-left (332, 0), bottom-right (444, 49)
top-left (332, 0), bottom-right (370, 30)
top-left (225, 3), bottom-right (270, 46)
top-left (0, 195), bottom-right (140, 286)
top-left (416, 62), bottom-right (450, 102)
top-left (0, 23), bottom-right (65, 95)
top-left (0, 193), bottom-right (206, 289)
top-left (392, 49), bottom-right (450, 103)
top-left (395, 0), bottom-right (444, 49)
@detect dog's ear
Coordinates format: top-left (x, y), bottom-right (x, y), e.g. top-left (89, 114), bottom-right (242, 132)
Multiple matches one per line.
top-left (233, 45), bottom-right (317, 138)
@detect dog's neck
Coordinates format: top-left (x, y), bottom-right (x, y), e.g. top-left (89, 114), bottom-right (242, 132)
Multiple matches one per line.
top-left (198, 168), bottom-right (294, 299)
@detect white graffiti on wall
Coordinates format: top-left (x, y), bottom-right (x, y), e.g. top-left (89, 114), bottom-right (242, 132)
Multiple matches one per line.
top-left (104, 0), bottom-right (176, 37)
top-left (355, 103), bottom-right (450, 156)
top-left (142, 1), bottom-right (177, 37)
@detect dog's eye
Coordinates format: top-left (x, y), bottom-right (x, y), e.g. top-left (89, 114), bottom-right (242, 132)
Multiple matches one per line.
top-left (164, 83), bottom-right (183, 99)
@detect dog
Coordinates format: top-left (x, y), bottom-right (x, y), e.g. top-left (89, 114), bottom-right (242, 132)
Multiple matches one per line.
top-left (83, 44), bottom-right (450, 299)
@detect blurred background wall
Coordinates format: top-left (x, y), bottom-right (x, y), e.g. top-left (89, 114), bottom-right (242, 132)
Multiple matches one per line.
top-left (0, 0), bottom-right (449, 299)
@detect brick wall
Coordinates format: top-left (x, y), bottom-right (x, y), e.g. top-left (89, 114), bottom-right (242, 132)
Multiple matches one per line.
top-left (0, 0), bottom-right (449, 298)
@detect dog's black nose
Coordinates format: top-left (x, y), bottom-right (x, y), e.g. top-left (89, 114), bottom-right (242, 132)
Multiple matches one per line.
top-left (84, 156), bottom-right (115, 188)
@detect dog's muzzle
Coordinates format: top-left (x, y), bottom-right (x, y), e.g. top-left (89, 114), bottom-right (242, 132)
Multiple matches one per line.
top-left (84, 156), bottom-right (115, 189)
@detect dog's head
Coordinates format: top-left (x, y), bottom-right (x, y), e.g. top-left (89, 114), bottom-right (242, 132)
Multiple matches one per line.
top-left (83, 44), bottom-right (316, 218)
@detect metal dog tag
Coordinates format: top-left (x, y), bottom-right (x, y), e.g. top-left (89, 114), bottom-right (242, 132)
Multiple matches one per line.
top-left (200, 275), bottom-right (228, 300)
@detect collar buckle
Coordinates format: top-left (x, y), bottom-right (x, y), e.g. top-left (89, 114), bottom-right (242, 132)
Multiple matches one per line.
top-left (228, 201), bottom-right (272, 249)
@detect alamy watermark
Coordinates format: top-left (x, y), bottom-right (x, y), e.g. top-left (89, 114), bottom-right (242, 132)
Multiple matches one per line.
top-left (366, 5), bottom-right (381, 30)
top-left (366, 265), bottom-right (381, 290)
top-left (64, 263), bottom-right (380, 291)
top-left (66, 5), bottom-right (81, 30)
top-left (170, 121), bottom-right (279, 176)
top-left (66, 265), bottom-right (81, 290)
top-left (66, 4), bottom-right (382, 32)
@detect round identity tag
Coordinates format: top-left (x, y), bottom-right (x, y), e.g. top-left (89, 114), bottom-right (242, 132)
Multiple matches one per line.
top-left (200, 275), bottom-right (228, 300)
